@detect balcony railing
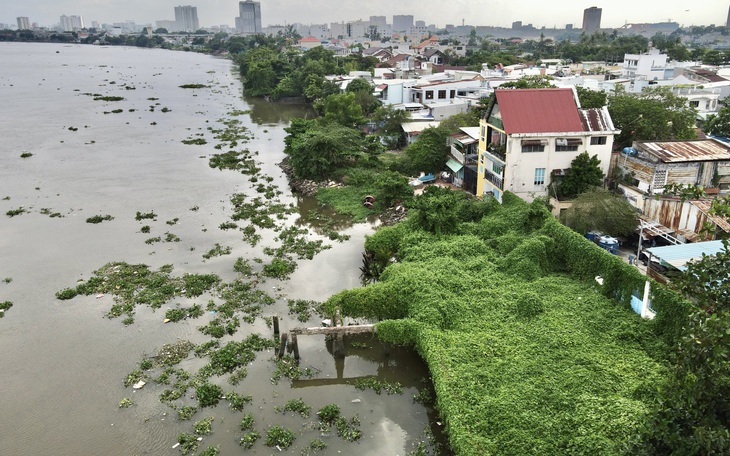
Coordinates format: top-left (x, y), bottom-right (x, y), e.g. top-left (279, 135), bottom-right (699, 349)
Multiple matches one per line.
top-left (484, 169), bottom-right (504, 190)
top-left (484, 146), bottom-right (506, 163)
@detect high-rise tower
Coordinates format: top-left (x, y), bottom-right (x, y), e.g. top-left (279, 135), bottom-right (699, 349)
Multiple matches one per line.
top-left (175, 6), bottom-right (199, 32)
top-left (582, 7), bottom-right (602, 34)
top-left (236, 0), bottom-right (262, 34)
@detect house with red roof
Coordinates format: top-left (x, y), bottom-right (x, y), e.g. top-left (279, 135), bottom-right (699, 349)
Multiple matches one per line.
top-left (477, 88), bottom-right (619, 202)
top-left (297, 36), bottom-right (322, 49)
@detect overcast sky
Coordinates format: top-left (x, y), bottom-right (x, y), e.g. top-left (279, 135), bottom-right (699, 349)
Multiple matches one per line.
top-left (3, 0), bottom-right (728, 30)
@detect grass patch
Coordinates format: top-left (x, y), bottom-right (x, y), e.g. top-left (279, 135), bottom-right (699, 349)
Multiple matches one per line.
top-left (316, 185), bottom-right (378, 222)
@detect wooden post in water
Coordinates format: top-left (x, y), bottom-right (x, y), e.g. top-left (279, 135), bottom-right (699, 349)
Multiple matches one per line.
top-left (278, 332), bottom-right (288, 359)
top-left (291, 333), bottom-right (300, 360)
top-left (272, 315), bottom-right (280, 337)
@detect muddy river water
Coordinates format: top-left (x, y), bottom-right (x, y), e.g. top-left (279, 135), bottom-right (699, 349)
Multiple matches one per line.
top-left (0, 43), bottom-right (444, 455)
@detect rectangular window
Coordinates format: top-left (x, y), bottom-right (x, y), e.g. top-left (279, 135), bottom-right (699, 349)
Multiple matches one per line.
top-left (450, 90), bottom-right (456, 98)
top-left (521, 139), bottom-right (545, 152)
top-left (590, 136), bottom-right (607, 145)
top-left (689, 100), bottom-right (699, 108)
top-left (522, 144), bottom-right (545, 152)
top-left (534, 168), bottom-right (546, 186)
top-left (555, 138), bottom-right (581, 151)
top-left (425, 91), bottom-right (434, 100)
top-left (438, 90), bottom-right (447, 99)
top-left (492, 162), bottom-right (503, 174)
top-left (480, 126), bottom-right (486, 142)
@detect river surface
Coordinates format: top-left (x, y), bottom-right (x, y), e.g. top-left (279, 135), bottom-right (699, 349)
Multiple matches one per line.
top-left (0, 43), bottom-right (442, 455)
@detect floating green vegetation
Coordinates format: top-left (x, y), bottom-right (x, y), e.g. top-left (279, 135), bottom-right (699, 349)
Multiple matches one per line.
top-left (2, 196), bottom-right (9, 200)
top-left (165, 305), bottom-right (202, 323)
top-left (316, 404), bottom-right (340, 424)
top-left (233, 257), bottom-right (253, 277)
top-left (261, 258), bottom-right (296, 279)
top-left (39, 208), bottom-right (63, 218)
top-left (196, 382), bottom-right (223, 408)
top-left (118, 397), bottom-right (135, 408)
top-left (179, 84), bottom-right (208, 89)
top-left (239, 413), bottom-right (255, 430)
top-left (352, 377), bottom-right (403, 395)
top-left (177, 405), bottom-right (197, 420)
top-left (334, 415), bottom-right (362, 442)
top-left (283, 398), bottom-right (311, 417)
top-left (182, 138), bottom-right (207, 145)
top-left (202, 243), bottom-right (232, 260)
top-left (239, 431), bottom-right (260, 449)
top-left (197, 446), bottom-right (219, 456)
top-left (67, 126), bottom-right (78, 131)
top-left (177, 432), bottom-right (199, 455)
top-left (194, 417), bottom-right (214, 435)
top-left (161, 107), bottom-right (171, 113)
top-left (123, 368), bottom-right (147, 388)
top-left (208, 150), bottom-right (259, 175)
top-left (86, 214), bottom-right (114, 224)
top-left (6, 208), bottom-right (26, 217)
top-left (93, 96), bottom-right (124, 101)
top-left (287, 299), bottom-right (321, 322)
top-left (55, 262), bottom-right (220, 322)
top-left (140, 225), bottom-right (150, 233)
top-left (189, 205), bottom-right (199, 212)
top-left (265, 425), bottom-right (296, 449)
top-left (166, 218), bottom-right (179, 226)
top-left (230, 194), bottom-right (296, 230)
top-left (156, 340), bottom-right (196, 367)
top-left (164, 232), bottom-right (181, 243)
top-left (0, 301), bottom-right (12, 318)
top-left (227, 392), bottom-right (252, 411)
top-left (270, 355), bottom-right (315, 384)
top-left (135, 211), bottom-right (157, 221)
top-left (241, 225), bottom-right (261, 246)
top-left (218, 221), bottom-right (237, 230)
top-left (20, 152), bottom-right (33, 158)
top-left (145, 236), bottom-right (161, 244)
top-left (110, 109), bottom-right (123, 114)
top-left (147, 97), bottom-right (159, 101)
top-left (228, 109), bottom-right (251, 116)
top-left (265, 226), bottom-right (330, 261)
top-left (301, 438), bottom-right (328, 455)
top-left (2, 277), bottom-right (12, 284)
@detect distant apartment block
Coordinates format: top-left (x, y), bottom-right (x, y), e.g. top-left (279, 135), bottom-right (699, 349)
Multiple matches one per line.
top-left (582, 7), bottom-right (602, 33)
top-left (393, 15), bottom-right (414, 32)
top-left (174, 5), bottom-right (199, 32)
top-left (60, 15), bottom-right (84, 31)
top-left (16, 17), bottom-right (31, 30)
top-left (236, 0), bottom-right (261, 34)
top-left (369, 16), bottom-right (387, 27)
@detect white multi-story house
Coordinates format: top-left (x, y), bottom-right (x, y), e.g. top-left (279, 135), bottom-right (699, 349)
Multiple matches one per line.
top-left (621, 48), bottom-right (672, 81)
top-left (477, 88), bottom-right (619, 202)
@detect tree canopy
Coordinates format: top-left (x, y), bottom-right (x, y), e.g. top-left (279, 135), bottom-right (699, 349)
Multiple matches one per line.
top-left (608, 86), bottom-right (698, 148)
top-left (554, 151), bottom-right (604, 199)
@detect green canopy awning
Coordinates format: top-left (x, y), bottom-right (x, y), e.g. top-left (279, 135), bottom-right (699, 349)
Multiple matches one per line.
top-left (446, 158), bottom-right (463, 173)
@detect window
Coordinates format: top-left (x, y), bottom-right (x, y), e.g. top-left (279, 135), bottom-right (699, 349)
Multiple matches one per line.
top-left (480, 126), bottom-right (486, 142)
top-left (450, 90), bottom-right (456, 98)
top-left (425, 91), bottom-right (434, 100)
top-left (555, 138), bottom-right (581, 151)
top-left (438, 90), bottom-right (447, 99)
top-left (590, 136), bottom-right (607, 145)
top-left (689, 100), bottom-right (700, 108)
top-left (534, 168), bottom-right (546, 186)
top-left (521, 139), bottom-right (545, 152)
top-left (492, 162), bottom-right (503, 174)
top-left (522, 144), bottom-right (545, 152)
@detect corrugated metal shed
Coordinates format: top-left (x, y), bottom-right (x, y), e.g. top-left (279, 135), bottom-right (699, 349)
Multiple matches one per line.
top-left (646, 240), bottom-right (726, 271)
top-left (690, 200), bottom-right (730, 232)
top-left (494, 88), bottom-right (584, 134)
top-left (638, 140), bottom-right (730, 163)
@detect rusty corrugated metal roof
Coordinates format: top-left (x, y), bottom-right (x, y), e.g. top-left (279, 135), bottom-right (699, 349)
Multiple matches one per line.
top-left (638, 140), bottom-right (730, 163)
top-left (690, 199), bottom-right (730, 232)
top-left (579, 107), bottom-right (616, 132)
top-left (494, 88), bottom-right (584, 134)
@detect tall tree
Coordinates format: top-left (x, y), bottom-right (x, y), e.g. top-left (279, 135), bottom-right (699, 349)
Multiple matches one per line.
top-left (555, 152), bottom-right (604, 199)
top-left (608, 86), bottom-right (698, 148)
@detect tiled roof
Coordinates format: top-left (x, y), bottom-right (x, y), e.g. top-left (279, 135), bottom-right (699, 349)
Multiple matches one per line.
top-left (494, 88), bottom-right (584, 134)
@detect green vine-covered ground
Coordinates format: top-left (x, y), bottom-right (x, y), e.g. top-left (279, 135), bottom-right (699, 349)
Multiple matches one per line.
top-left (326, 193), bottom-right (687, 455)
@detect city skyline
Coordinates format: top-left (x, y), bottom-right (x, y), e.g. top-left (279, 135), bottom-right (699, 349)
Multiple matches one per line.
top-left (3, 1), bottom-right (727, 30)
